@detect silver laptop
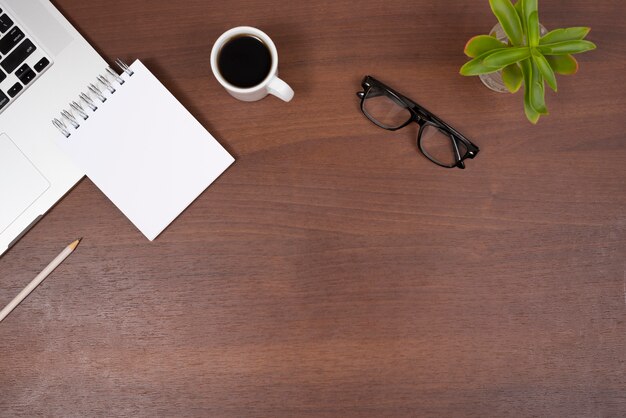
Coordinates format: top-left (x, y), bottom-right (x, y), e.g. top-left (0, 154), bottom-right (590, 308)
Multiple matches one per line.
top-left (0, 0), bottom-right (106, 256)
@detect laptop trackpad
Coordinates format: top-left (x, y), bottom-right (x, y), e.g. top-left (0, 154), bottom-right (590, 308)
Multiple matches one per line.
top-left (0, 133), bottom-right (50, 234)
top-left (3, 0), bottom-right (73, 56)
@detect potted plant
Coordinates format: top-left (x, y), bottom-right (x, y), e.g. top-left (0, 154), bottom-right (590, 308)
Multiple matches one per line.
top-left (460, 0), bottom-right (596, 123)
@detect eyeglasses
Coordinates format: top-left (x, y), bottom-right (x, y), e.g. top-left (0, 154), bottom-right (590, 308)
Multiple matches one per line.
top-left (356, 76), bottom-right (479, 169)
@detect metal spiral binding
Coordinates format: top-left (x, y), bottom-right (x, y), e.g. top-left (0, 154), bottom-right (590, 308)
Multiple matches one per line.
top-left (70, 101), bottom-right (88, 120)
top-left (88, 83), bottom-right (106, 103)
top-left (97, 75), bottom-right (116, 93)
top-left (61, 110), bottom-right (79, 129)
top-left (79, 92), bottom-right (98, 111)
top-left (115, 59), bottom-right (134, 76)
top-left (106, 66), bottom-right (125, 85)
top-left (52, 59), bottom-right (133, 137)
top-left (52, 118), bottom-right (70, 138)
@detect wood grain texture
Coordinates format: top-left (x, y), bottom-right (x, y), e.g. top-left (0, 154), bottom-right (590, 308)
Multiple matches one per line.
top-left (1, 0), bottom-right (625, 416)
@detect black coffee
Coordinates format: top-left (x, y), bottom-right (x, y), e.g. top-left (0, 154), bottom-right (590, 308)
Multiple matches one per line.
top-left (217, 36), bottom-right (272, 88)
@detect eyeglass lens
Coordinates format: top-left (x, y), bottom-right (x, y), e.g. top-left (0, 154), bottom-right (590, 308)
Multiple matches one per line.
top-left (361, 86), bottom-right (412, 129)
top-left (419, 124), bottom-right (467, 167)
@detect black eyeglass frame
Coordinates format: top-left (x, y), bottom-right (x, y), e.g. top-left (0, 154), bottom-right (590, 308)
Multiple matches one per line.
top-left (357, 76), bottom-right (479, 169)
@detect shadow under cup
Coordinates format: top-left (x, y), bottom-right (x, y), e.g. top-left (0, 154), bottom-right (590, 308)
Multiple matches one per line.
top-left (216, 35), bottom-right (273, 89)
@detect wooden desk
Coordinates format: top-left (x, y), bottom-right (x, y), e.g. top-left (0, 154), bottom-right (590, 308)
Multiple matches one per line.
top-left (1, 0), bottom-right (624, 415)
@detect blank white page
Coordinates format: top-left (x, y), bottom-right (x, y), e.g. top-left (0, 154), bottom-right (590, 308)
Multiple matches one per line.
top-left (56, 60), bottom-right (234, 240)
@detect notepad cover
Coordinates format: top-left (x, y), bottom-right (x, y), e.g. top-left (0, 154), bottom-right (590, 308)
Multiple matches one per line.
top-left (56, 60), bottom-right (234, 240)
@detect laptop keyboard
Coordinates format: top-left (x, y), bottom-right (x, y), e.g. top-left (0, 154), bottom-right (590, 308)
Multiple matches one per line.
top-left (0, 6), bottom-right (52, 115)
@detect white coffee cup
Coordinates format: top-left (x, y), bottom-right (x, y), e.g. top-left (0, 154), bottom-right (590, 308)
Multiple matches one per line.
top-left (210, 26), bottom-right (294, 102)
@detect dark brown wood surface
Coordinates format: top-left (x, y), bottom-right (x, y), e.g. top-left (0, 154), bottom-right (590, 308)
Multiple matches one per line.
top-left (1, 0), bottom-right (625, 416)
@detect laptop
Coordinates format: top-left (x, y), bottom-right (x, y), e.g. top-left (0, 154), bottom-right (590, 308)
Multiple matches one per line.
top-left (0, 0), bottom-right (106, 256)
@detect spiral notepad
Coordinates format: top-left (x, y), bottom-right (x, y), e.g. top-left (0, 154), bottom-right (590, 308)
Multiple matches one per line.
top-left (52, 59), bottom-right (234, 240)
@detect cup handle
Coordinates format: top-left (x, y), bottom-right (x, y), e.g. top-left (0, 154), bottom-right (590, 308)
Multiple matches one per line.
top-left (267, 77), bottom-right (294, 102)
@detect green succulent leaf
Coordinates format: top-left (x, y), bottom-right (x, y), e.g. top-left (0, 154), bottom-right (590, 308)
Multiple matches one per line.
top-left (502, 63), bottom-right (523, 93)
top-left (520, 59), bottom-right (540, 123)
top-left (514, 1), bottom-right (525, 28)
top-left (527, 11), bottom-right (540, 46)
top-left (540, 27), bottom-right (591, 44)
top-left (524, 98), bottom-right (540, 123)
top-left (482, 47), bottom-right (531, 68)
top-left (546, 54), bottom-right (579, 75)
top-left (521, 0), bottom-right (538, 43)
top-left (460, 51), bottom-right (502, 76)
top-left (537, 40), bottom-right (597, 55)
top-left (464, 35), bottom-right (507, 58)
top-left (529, 59), bottom-right (548, 114)
top-left (489, 0), bottom-right (524, 46)
top-left (532, 48), bottom-right (557, 91)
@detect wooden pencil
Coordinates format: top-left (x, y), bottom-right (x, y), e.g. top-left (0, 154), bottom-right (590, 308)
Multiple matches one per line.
top-left (0, 238), bottom-right (82, 323)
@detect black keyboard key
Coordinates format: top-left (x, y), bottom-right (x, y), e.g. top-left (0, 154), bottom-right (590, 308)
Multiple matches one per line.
top-left (0, 90), bottom-right (8, 110)
top-left (15, 63), bottom-right (28, 77)
top-left (0, 69), bottom-right (5, 83)
top-left (20, 69), bottom-right (36, 85)
top-left (0, 14), bottom-right (12, 34)
top-left (0, 26), bottom-right (24, 55)
top-left (34, 57), bottom-right (49, 72)
top-left (1, 39), bottom-right (35, 73)
top-left (16, 64), bottom-right (35, 85)
top-left (7, 82), bottom-right (22, 98)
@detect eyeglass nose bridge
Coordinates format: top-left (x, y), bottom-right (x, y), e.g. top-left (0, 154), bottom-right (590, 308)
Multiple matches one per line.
top-left (356, 91), bottom-right (366, 99)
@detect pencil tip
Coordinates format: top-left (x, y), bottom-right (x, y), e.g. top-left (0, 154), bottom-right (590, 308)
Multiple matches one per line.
top-left (69, 238), bottom-right (82, 250)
